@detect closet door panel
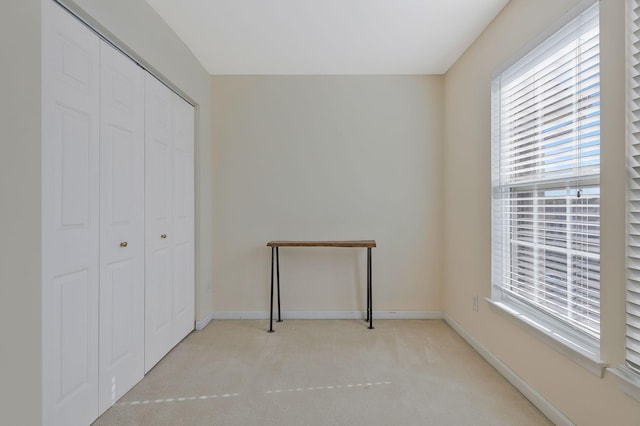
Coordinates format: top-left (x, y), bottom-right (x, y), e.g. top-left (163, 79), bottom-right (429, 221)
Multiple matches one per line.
top-left (172, 95), bottom-right (195, 340)
top-left (42, 1), bottom-right (100, 425)
top-left (98, 40), bottom-right (145, 413)
top-left (173, 242), bottom-right (192, 335)
top-left (145, 74), bottom-right (176, 372)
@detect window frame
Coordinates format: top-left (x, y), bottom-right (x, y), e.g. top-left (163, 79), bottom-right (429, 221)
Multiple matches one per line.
top-left (490, 0), bottom-right (605, 375)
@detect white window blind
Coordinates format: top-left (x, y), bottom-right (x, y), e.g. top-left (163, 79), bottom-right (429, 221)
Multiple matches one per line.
top-left (627, 0), bottom-right (640, 375)
top-left (492, 3), bottom-right (600, 340)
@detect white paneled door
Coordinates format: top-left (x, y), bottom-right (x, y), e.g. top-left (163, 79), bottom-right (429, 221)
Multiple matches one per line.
top-left (144, 74), bottom-right (174, 371)
top-left (98, 40), bottom-right (145, 414)
top-left (171, 92), bottom-right (196, 344)
top-left (42, 1), bottom-right (100, 425)
top-left (145, 74), bottom-right (195, 372)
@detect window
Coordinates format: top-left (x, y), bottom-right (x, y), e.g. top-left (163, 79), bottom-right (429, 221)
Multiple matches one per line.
top-left (627, 0), bottom-right (640, 377)
top-left (491, 3), bottom-right (600, 346)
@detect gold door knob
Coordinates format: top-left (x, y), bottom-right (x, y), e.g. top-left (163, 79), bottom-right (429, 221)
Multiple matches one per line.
top-left (120, 241), bottom-right (128, 248)
top-left (161, 234), bottom-right (167, 239)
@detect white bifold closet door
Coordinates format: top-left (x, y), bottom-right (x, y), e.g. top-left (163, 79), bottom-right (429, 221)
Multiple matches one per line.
top-left (43, 1), bottom-right (194, 423)
top-left (144, 74), bottom-right (195, 373)
top-left (42, 1), bottom-right (100, 425)
top-left (98, 39), bottom-right (145, 413)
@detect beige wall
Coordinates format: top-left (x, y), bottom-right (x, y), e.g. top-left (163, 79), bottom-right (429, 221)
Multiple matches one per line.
top-left (444, 0), bottom-right (640, 424)
top-left (211, 76), bottom-right (444, 315)
top-left (0, 1), bottom-right (213, 424)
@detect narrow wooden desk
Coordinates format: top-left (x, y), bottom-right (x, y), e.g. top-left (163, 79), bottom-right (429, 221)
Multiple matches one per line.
top-left (266, 240), bottom-right (377, 333)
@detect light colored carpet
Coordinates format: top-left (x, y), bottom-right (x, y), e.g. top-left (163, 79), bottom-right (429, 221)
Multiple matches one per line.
top-left (93, 320), bottom-right (552, 426)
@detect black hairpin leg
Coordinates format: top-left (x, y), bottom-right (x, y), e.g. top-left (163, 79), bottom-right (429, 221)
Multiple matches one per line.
top-left (268, 246), bottom-right (275, 333)
top-left (276, 246), bottom-right (282, 322)
top-left (368, 247), bottom-right (374, 330)
top-left (366, 252), bottom-right (370, 323)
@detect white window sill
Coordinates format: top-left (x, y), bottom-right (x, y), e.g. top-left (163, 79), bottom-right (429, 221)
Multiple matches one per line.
top-left (486, 298), bottom-right (608, 377)
top-left (608, 366), bottom-right (640, 402)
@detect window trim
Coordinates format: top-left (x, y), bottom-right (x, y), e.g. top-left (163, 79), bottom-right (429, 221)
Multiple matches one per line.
top-left (489, 0), bottom-right (602, 373)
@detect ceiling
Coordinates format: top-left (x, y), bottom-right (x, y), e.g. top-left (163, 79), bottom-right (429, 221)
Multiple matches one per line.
top-left (145, 0), bottom-right (509, 75)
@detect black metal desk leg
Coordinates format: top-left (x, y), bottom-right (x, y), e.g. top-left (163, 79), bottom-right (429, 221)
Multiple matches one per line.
top-left (268, 246), bottom-right (275, 333)
top-left (276, 246), bottom-right (282, 322)
top-left (366, 252), bottom-right (370, 323)
top-left (368, 247), bottom-right (374, 330)
top-left (366, 291), bottom-right (370, 322)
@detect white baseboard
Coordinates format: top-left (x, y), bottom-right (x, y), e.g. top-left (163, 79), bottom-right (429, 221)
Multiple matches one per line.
top-left (375, 311), bottom-right (443, 320)
top-left (444, 314), bottom-right (574, 426)
top-left (195, 312), bottom-right (214, 330)
top-left (210, 310), bottom-right (443, 320)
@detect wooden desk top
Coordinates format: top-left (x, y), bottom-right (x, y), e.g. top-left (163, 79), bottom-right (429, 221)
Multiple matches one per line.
top-left (267, 240), bottom-right (376, 248)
